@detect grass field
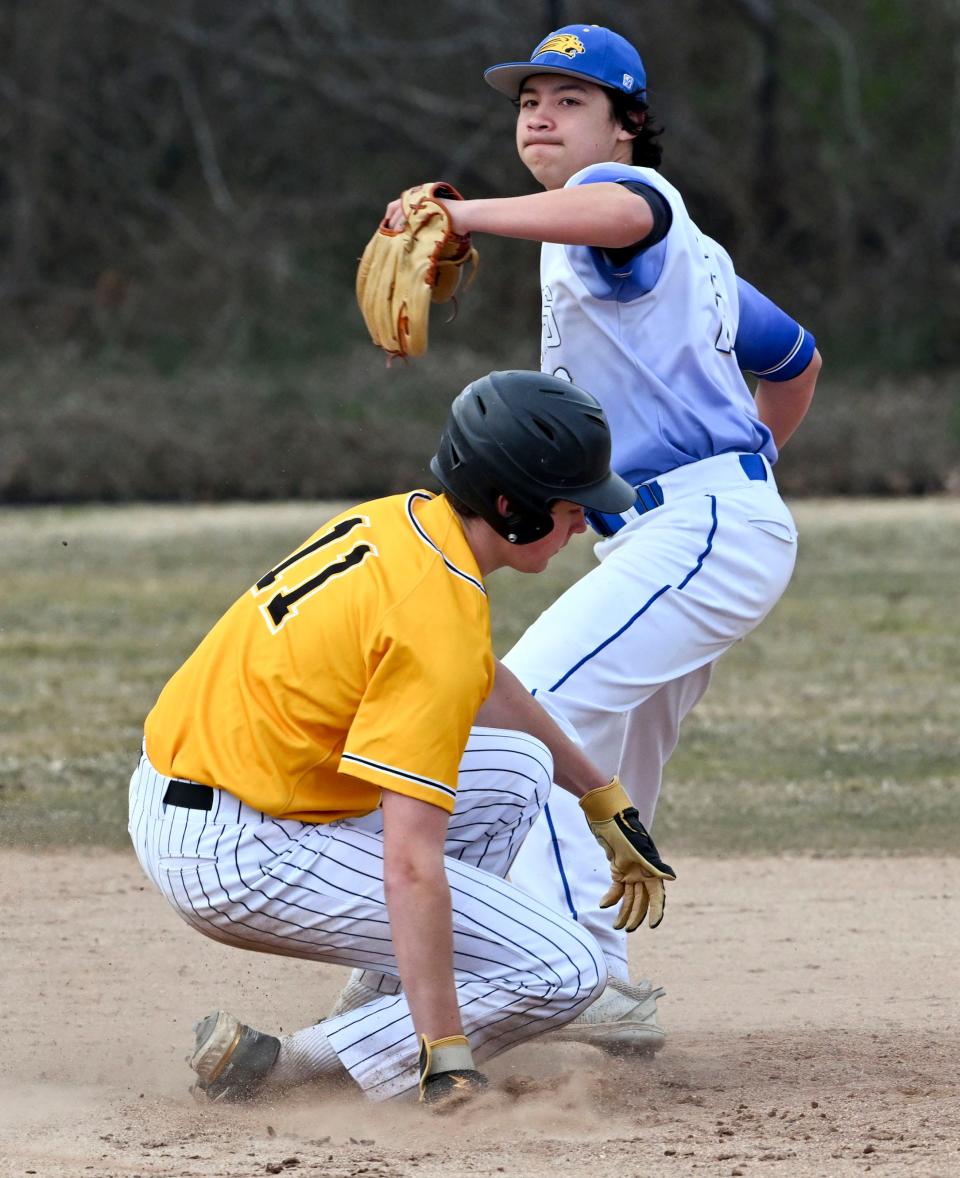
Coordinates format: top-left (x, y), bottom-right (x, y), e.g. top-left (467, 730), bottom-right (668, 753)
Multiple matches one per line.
top-left (2, 498), bottom-right (958, 853)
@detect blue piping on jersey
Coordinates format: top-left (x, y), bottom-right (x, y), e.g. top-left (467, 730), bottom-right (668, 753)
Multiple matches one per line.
top-left (546, 495), bottom-right (718, 693)
top-left (543, 802), bottom-right (579, 922)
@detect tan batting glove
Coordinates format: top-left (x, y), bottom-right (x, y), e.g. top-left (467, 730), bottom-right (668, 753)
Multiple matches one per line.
top-left (580, 778), bottom-right (677, 931)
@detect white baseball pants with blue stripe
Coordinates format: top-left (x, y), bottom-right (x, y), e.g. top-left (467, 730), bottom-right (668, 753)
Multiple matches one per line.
top-left (503, 453), bottom-right (798, 979)
top-left (128, 727), bottom-right (606, 1100)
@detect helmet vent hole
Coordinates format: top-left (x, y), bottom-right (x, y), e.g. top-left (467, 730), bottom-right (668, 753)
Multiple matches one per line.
top-left (533, 417), bottom-right (555, 441)
top-left (475, 395), bottom-right (487, 415)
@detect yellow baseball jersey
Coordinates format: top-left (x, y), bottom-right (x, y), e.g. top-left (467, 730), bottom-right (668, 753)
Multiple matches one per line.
top-left (144, 492), bottom-right (494, 821)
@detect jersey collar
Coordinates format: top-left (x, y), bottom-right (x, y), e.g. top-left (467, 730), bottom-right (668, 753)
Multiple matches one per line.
top-left (405, 492), bottom-right (486, 597)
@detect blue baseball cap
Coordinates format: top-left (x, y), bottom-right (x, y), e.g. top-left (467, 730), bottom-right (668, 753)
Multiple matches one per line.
top-left (484, 24), bottom-right (646, 100)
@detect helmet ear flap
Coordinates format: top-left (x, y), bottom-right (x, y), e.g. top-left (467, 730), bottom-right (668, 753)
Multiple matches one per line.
top-left (492, 494), bottom-right (553, 545)
top-left (499, 507), bottom-right (552, 544)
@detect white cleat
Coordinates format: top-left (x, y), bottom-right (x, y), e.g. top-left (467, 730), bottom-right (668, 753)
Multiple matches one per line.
top-left (550, 978), bottom-right (667, 1055)
top-left (327, 972), bottom-right (666, 1056)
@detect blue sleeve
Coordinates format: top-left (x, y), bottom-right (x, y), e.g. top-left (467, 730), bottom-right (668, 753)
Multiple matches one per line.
top-left (572, 162), bottom-right (644, 187)
top-left (735, 278), bottom-right (816, 380)
top-left (566, 165), bottom-right (667, 301)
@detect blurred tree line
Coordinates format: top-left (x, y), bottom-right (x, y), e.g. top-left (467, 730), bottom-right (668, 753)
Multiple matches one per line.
top-left (1, 0), bottom-right (959, 501)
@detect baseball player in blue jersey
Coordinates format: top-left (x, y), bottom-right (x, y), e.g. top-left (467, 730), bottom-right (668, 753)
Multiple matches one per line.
top-left (365, 23), bottom-right (822, 1051)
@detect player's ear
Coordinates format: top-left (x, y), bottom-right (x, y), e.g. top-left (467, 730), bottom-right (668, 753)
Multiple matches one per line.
top-left (618, 111), bottom-right (641, 141)
top-left (494, 494), bottom-right (512, 520)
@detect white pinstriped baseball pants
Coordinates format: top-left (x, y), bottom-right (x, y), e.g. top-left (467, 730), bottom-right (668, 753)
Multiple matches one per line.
top-left (128, 727), bottom-right (607, 1100)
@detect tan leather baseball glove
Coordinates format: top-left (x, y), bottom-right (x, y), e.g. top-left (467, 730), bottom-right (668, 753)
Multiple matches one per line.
top-left (356, 182), bottom-right (478, 359)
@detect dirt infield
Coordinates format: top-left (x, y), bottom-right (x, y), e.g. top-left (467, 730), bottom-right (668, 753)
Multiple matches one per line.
top-left (2, 851), bottom-right (957, 1178)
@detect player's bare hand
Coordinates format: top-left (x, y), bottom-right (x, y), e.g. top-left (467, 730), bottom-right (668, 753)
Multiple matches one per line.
top-left (383, 184), bottom-right (460, 233)
top-left (384, 197), bottom-right (406, 231)
top-left (384, 184), bottom-right (434, 230)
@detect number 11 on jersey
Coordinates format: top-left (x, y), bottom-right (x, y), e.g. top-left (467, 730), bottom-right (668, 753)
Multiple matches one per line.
top-left (251, 516), bottom-right (378, 634)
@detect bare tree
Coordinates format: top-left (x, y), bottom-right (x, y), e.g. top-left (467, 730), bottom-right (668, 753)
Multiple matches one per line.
top-left (0, 0), bottom-right (954, 368)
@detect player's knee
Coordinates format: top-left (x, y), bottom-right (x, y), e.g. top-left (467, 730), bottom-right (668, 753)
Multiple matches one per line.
top-left (462, 727), bottom-right (554, 817)
top-left (579, 951), bottom-right (608, 1008)
top-left (551, 938), bottom-right (607, 1014)
top-left (522, 741), bottom-right (554, 815)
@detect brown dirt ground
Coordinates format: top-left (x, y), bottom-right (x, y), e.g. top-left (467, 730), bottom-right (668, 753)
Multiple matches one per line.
top-left (2, 851), bottom-right (957, 1178)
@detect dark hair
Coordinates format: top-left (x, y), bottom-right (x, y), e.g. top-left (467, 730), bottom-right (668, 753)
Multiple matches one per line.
top-left (606, 91), bottom-right (664, 169)
top-left (441, 489), bottom-right (479, 520)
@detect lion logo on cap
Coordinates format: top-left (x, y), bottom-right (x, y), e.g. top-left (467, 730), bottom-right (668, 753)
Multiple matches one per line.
top-left (533, 33), bottom-right (585, 60)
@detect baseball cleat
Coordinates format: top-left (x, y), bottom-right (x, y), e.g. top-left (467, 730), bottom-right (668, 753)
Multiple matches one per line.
top-left (550, 977), bottom-right (667, 1055)
top-left (189, 1010), bottom-right (281, 1102)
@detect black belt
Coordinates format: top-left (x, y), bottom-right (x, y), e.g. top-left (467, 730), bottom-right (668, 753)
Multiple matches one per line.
top-left (163, 779), bottom-right (214, 810)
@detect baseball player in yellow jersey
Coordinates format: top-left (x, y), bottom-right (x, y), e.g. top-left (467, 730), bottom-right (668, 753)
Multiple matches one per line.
top-left (129, 370), bottom-right (678, 1104)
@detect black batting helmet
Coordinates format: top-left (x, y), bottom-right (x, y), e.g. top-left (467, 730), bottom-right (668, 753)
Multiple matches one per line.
top-left (430, 370), bottom-right (635, 544)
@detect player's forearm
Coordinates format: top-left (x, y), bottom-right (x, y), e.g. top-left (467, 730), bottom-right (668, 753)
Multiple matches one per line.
top-left (384, 857), bottom-right (462, 1042)
top-left (442, 184), bottom-right (652, 248)
top-left (477, 660), bottom-right (609, 797)
top-left (755, 348), bottom-right (822, 448)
